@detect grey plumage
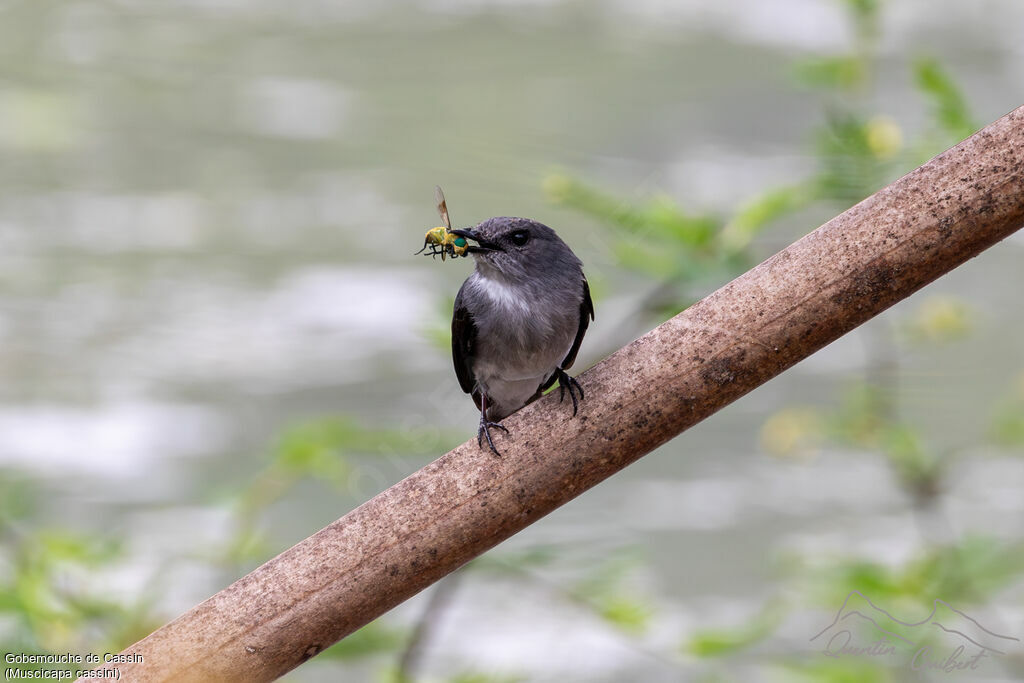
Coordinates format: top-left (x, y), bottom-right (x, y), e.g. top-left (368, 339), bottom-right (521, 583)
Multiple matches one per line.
top-left (450, 217), bottom-right (593, 452)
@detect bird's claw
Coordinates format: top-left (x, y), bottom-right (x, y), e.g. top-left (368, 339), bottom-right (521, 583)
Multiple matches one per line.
top-left (555, 368), bottom-right (584, 417)
top-left (477, 418), bottom-right (509, 456)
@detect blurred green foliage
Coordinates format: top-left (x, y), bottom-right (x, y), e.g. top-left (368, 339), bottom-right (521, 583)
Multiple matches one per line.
top-left (0, 484), bottom-right (159, 676)
top-left (540, 0), bottom-right (1021, 680)
top-left (321, 621), bottom-right (406, 661)
top-left (914, 57), bottom-right (979, 145)
top-left (990, 370), bottom-right (1024, 447)
top-left (686, 599), bottom-right (785, 658)
top-left (545, 0), bottom-right (977, 322)
top-left (570, 551), bottom-right (654, 636)
top-left (543, 173), bottom-right (750, 315)
top-left (779, 656), bottom-right (899, 683)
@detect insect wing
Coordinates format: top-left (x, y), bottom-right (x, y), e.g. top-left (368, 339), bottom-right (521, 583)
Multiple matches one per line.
top-left (435, 185), bottom-right (451, 231)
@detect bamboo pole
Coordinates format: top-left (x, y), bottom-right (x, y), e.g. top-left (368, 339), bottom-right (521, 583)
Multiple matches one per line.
top-left (84, 104), bottom-right (1024, 682)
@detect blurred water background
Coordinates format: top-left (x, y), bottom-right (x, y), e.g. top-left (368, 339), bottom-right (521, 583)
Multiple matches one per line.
top-left (2, 0), bottom-right (1024, 681)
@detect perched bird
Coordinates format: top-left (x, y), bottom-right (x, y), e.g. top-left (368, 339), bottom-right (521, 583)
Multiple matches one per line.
top-left (449, 217), bottom-right (594, 454)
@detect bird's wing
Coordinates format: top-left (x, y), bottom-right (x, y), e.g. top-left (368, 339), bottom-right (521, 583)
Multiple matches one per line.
top-left (451, 283), bottom-right (478, 396)
top-left (559, 276), bottom-right (595, 370)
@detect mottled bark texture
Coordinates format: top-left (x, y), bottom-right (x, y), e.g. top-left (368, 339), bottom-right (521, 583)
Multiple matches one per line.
top-left (83, 105), bottom-right (1024, 682)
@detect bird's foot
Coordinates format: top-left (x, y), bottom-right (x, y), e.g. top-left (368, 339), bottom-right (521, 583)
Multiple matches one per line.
top-left (555, 368), bottom-right (584, 417)
top-left (477, 417), bottom-right (509, 456)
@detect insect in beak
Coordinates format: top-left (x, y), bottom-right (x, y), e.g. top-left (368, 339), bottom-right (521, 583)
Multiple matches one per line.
top-left (450, 229), bottom-right (502, 253)
top-left (415, 186), bottom-right (471, 261)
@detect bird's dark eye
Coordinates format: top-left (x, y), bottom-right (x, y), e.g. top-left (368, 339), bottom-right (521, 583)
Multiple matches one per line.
top-left (509, 230), bottom-right (530, 247)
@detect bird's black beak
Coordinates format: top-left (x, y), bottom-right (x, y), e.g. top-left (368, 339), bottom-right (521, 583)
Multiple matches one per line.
top-left (451, 229), bottom-right (502, 253)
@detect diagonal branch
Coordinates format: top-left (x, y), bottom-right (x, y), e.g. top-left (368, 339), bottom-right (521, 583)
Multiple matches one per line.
top-left (82, 104), bottom-right (1024, 682)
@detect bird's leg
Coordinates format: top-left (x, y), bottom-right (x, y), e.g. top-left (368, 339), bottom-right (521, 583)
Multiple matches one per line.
top-left (554, 367), bottom-right (584, 417)
top-left (477, 393), bottom-right (509, 456)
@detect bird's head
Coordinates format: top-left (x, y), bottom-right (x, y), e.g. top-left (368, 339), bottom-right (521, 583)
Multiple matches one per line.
top-left (451, 217), bottom-right (580, 283)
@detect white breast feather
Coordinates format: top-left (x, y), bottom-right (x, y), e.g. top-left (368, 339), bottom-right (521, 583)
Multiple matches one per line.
top-left (477, 276), bottom-right (530, 315)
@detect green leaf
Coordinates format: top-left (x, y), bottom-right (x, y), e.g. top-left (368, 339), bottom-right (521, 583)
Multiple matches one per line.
top-left (813, 114), bottom-right (894, 203)
top-left (991, 401), bottom-right (1024, 447)
top-left (472, 547), bottom-right (558, 574)
top-left (806, 536), bottom-right (1024, 609)
top-left (597, 595), bottom-right (652, 635)
top-left (36, 531), bottom-right (121, 566)
top-left (780, 655), bottom-right (896, 683)
top-left (273, 420), bottom-right (353, 484)
top-left (612, 239), bottom-right (681, 280)
top-left (643, 195), bottom-right (718, 247)
top-left (914, 57), bottom-right (978, 142)
top-left (0, 471), bottom-right (39, 524)
top-left (793, 56), bottom-right (868, 90)
top-left (843, 0), bottom-right (882, 46)
top-left (724, 184), bottom-right (816, 250)
top-left (687, 627), bottom-right (759, 658)
top-left (273, 417), bottom-right (444, 473)
top-left (843, 0), bottom-right (881, 23)
top-left (319, 620), bottom-right (405, 660)
top-left (686, 599), bottom-right (783, 657)
top-left (880, 424), bottom-right (942, 499)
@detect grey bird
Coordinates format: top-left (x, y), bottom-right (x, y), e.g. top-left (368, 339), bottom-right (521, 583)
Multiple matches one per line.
top-left (449, 217), bottom-right (594, 454)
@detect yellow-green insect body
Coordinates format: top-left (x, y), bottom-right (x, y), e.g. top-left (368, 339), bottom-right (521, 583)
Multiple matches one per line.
top-left (451, 234), bottom-right (468, 257)
top-left (419, 225), bottom-right (468, 261)
top-left (415, 187), bottom-right (469, 261)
